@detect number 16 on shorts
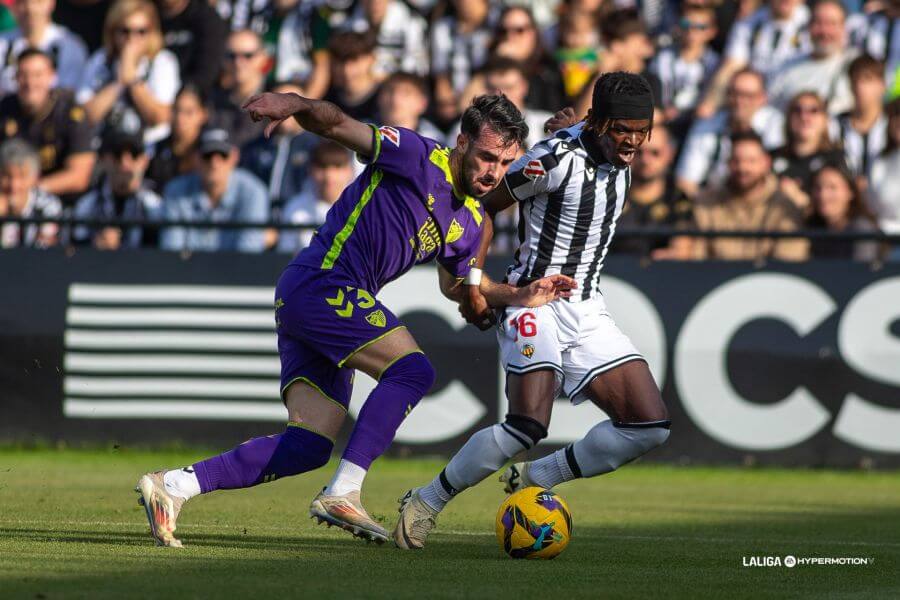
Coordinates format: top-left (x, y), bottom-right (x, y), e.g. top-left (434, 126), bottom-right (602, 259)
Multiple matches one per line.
top-left (500, 307), bottom-right (549, 366)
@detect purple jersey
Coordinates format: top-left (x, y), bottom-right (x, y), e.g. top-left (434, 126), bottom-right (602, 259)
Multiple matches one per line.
top-left (291, 126), bottom-right (485, 294)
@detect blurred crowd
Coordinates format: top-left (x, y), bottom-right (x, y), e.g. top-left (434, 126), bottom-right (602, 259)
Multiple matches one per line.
top-left (0, 0), bottom-right (898, 261)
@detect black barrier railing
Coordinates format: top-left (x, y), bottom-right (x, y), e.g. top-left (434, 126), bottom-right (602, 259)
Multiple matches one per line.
top-left (3, 216), bottom-right (900, 242)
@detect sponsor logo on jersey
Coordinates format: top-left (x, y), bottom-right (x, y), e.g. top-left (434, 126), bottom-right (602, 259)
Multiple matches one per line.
top-left (521, 343), bottom-right (535, 358)
top-left (379, 126), bottom-right (400, 147)
top-left (366, 309), bottom-right (387, 328)
top-left (523, 160), bottom-right (546, 180)
top-left (446, 219), bottom-right (464, 243)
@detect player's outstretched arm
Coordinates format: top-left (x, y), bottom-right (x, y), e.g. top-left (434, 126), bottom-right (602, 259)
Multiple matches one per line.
top-left (242, 92), bottom-right (375, 157)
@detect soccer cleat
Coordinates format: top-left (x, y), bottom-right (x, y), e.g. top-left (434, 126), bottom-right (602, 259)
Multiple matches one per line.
top-left (309, 488), bottom-right (388, 544)
top-left (393, 488), bottom-right (438, 550)
top-left (500, 462), bottom-right (536, 494)
top-left (135, 471), bottom-right (186, 548)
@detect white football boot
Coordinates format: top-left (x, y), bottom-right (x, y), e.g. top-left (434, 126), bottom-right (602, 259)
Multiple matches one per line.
top-left (393, 488), bottom-right (438, 550)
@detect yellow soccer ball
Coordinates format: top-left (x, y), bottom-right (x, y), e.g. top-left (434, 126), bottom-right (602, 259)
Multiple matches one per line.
top-left (495, 487), bottom-right (572, 559)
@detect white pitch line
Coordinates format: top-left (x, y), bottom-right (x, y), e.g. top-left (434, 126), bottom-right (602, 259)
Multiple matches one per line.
top-left (0, 520), bottom-right (897, 548)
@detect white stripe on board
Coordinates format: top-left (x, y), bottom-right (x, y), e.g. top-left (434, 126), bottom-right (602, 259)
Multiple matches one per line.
top-left (67, 307), bottom-right (274, 328)
top-left (64, 330), bottom-right (277, 351)
top-left (64, 376), bottom-right (278, 398)
top-left (64, 398), bottom-right (286, 421)
top-left (69, 284), bottom-right (274, 306)
top-left (65, 353), bottom-right (280, 375)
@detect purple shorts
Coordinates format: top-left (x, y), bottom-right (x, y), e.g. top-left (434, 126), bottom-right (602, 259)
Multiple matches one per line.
top-left (274, 265), bottom-right (403, 409)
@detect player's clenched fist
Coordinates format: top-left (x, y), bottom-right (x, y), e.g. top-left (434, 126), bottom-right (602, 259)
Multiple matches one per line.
top-left (543, 107), bottom-right (578, 134)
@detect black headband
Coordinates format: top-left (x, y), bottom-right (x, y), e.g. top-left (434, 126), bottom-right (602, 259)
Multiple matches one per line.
top-left (593, 91), bottom-right (654, 121)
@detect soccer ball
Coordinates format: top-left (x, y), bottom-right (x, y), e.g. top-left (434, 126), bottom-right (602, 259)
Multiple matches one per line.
top-left (495, 486), bottom-right (572, 559)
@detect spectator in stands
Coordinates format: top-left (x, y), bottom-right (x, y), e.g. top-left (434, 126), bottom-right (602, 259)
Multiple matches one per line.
top-left (768, 0), bottom-right (857, 115)
top-left (486, 58), bottom-right (553, 148)
top-left (613, 124), bottom-right (694, 258)
top-left (598, 9), bottom-right (660, 99)
top-left (323, 31), bottom-right (379, 122)
top-left (691, 131), bottom-right (809, 261)
top-left (806, 163), bottom-right (879, 260)
top-left (488, 5), bottom-right (564, 112)
top-left (215, 0), bottom-right (298, 47)
top-left (0, 48), bottom-right (96, 198)
top-left (156, 0), bottom-right (227, 94)
top-left (553, 2), bottom-right (603, 102)
top-left (851, 0), bottom-right (899, 97)
top-left (78, 0), bottom-right (180, 145)
top-left (52, 0), bottom-right (110, 52)
top-left (430, 0), bottom-right (493, 124)
top-left (0, 138), bottom-right (62, 248)
top-left (71, 126), bottom-right (162, 249)
top-left (146, 83), bottom-right (207, 191)
top-left (240, 81), bottom-right (320, 217)
top-left (278, 140), bottom-right (353, 254)
top-left (0, 0), bottom-right (89, 94)
top-left (868, 97), bottom-right (900, 234)
top-left (676, 68), bottom-right (784, 197)
top-left (340, 0), bottom-right (428, 79)
top-left (772, 91), bottom-right (847, 213)
top-left (274, 0), bottom-right (329, 98)
top-left (697, 0), bottom-right (811, 118)
top-left (210, 29), bottom-right (269, 147)
top-left (836, 54), bottom-right (888, 181)
top-left (161, 126), bottom-right (269, 252)
top-left (376, 72), bottom-right (444, 143)
top-left (649, 3), bottom-right (720, 134)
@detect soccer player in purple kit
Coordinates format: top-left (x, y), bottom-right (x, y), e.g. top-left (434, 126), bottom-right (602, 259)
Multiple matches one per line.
top-left (135, 90), bottom-right (577, 547)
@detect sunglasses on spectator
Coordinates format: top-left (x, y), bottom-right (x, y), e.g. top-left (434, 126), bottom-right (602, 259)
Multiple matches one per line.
top-left (500, 25), bottom-right (531, 35)
top-left (791, 104), bottom-right (823, 115)
top-left (117, 26), bottom-right (149, 37)
top-left (226, 50), bottom-right (260, 61)
top-left (680, 18), bottom-right (711, 30)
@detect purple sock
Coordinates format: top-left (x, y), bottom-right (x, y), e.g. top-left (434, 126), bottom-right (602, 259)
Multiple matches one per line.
top-left (193, 423), bottom-right (333, 493)
top-left (342, 352), bottom-right (435, 469)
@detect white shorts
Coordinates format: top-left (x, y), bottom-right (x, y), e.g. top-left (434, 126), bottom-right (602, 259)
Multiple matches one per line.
top-left (497, 297), bottom-right (644, 405)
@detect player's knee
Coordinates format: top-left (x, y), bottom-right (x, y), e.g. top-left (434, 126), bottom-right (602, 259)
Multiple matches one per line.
top-left (612, 421), bottom-right (671, 464)
top-left (504, 413), bottom-right (549, 449)
top-left (380, 351), bottom-right (436, 399)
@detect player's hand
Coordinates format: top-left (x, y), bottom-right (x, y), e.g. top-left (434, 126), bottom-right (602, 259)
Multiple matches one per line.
top-left (459, 286), bottom-right (495, 331)
top-left (243, 92), bottom-right (306, 138)
top-left (544, 107), bottom-right (578, 134)
top-left (519, 275), bottom-right (578, 307)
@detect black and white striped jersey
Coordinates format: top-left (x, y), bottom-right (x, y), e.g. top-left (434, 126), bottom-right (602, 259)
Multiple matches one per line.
top-left (502, 123), bottom-right (631, 302)
top-left (724, 3), bottom-right (811, 78)
top-left (837, 112), bottom-right (888, 178)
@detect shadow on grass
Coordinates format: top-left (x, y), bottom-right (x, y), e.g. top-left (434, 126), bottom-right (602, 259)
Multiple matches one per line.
top-left (2, 506), bottom-right (899, 599)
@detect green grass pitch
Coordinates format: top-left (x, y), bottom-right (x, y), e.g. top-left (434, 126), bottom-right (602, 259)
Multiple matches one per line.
top-left (0, 449), bottom-right (898, 599)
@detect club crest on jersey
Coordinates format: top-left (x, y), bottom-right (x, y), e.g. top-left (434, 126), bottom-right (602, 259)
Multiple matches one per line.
top-left (446, 219), bottom-right (464, 243)
top-left (521, 344), bottom-right (535, 358)
top-left (523, 159), bottom-right (546, 180)
top-left (366, 309), bottom-right (387, 328)
top-left (379, 126), bottom-right (400, 147)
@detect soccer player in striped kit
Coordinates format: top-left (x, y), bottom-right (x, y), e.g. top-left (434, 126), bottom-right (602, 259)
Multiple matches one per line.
top-left (135, 91), bottom-right (577, 547)
top-left (395, 72), bottom-right (671, 549)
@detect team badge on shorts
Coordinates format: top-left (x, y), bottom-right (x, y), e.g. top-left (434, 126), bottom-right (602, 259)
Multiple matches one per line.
top-left (523, 160), bottom-right (546, 180)
top-left (366, 309), bottom-right (387, 328)
top-left (521, 344), bottom-right (535, 358)
top-left (379, 126), bottom-right (400, 147)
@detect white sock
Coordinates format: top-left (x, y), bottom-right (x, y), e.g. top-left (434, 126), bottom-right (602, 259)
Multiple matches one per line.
top-left (163, 466), bottom-right (201, 500)
top-left (419, 424), bottom-right (529, 512)
top-left (528, 449), bottom-right (574, 489)
top-left (529, 421), bottom-right (671, 488)
top-left (324, 459), bottom-right (367, 496)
